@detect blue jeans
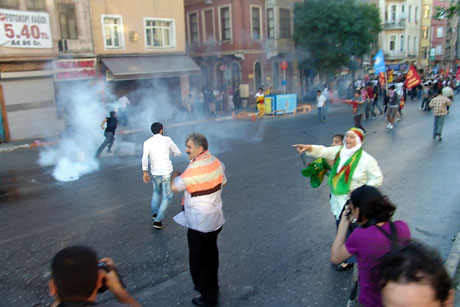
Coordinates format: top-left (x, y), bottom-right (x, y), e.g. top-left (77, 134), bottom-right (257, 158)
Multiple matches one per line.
top-left (433, 115), bottom-right (445, 137)
top-left (151, 173), bottom-right (173, 222)
top-left (95, 132), bottom-right (115, 157)
top-left (317, 107), bottom-right (326, 121)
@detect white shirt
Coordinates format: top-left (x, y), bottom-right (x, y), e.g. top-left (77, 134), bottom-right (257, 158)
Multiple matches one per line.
top-left (142, 134), bottom-right (181, 176)
top-left (317, 94), bottom-right (326, 108)
top-left (173, 163), bottom-right (227, 233)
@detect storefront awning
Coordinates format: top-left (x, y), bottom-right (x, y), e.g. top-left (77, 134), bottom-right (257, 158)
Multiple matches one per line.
top-left (101, 55), bottom-right (200, 81)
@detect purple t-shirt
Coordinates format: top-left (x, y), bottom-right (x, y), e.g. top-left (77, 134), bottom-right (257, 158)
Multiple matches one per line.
top-left (345, 221), bottom-right (411, 307)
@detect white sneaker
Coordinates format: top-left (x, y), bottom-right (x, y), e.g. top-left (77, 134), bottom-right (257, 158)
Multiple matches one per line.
top-left (386, 123), bottom-right (391, 128)
top-left (395, 118), bottom-right (400, 122)
top-left (389, 124), bottom-right (394, 129)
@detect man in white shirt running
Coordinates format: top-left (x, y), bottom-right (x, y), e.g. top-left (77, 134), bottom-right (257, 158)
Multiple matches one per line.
top-left (142, 122), bottom-right (181, 229)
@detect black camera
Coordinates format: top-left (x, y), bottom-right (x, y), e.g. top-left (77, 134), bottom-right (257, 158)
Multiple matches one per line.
top-left (97, 262), bottom-right (125, 293)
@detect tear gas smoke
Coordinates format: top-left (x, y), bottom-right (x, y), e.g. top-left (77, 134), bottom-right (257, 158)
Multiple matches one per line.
top-left (38, 82), bottom-right (107, 182)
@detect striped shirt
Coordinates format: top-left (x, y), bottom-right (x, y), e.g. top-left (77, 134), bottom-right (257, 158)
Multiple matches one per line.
top-left (429, 95), bottom-right (451, 116)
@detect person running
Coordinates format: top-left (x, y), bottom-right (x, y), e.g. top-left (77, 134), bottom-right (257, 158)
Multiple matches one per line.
top-left (352, 90), bottom-right (366, 132)
top-left (386, 86), bottom-right (399, 129)
top-left (95, 111), bottom-right (118, 157)
top-left (429, 89), bottom-right (451, 142)
top-left (142, 122), bottom-right (182, 229)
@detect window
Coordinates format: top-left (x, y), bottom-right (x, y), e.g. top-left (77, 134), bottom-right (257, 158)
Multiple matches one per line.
top-left (254, 62), bottom-right (262, 90)
top-left (437, 27), bottom-right (444, 38)
top-left (390, 5), bottom-right (397, 21)
top-left (415, 6), bottom-right (419, 22)
top-left (0, 0), bottom-right (18, 8)
top-left (145, 19), bottom-right (175, 48)
top-left (220, 6), bottom-right (231, 41)
top-left (385, 7), bottom-right (388, 21)
top-left (424, 5), bottom-right (430, 19)
top-left (267, 8), bottom-right (274, 39)
top-left (102, 15), bottom-right (124, 48)
top-left (400, 35), bottom-right (404, 51)
top-left (279, 8), bottom-right (291, 38)
top-left (413, 36), bottom-right (417, 54)
top-left (408, 5), bottom-right (411, 22)
top-left (423, 26), bottom-right (429, 39)
top-left (408, 35), bottom-right (411, 52)
top-left (436, 45), bottom-right (443, 55)
top-left (251, 6), bottom-right (261, 40)
top-left (401, 4), bottom-right (405, 13)
top-left (231, 63), bottom-right (241, 90)
top-left (201, 65), bottom-right (209, 89)
top-left (188, 12), bottom-right (199, 44)
top-left (203, 9), bottom-right (214, 42)
top-left (389, 35), bottom-right (396, 51)
top-left (58, 4), bottom-right (77, 39)
top-left (26, 0), bottom-right (45, 10)
top-left (272, 61), bottom-right (280, 89)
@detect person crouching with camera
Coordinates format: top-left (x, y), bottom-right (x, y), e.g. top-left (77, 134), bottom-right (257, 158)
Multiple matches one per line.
top-left (48, 245), bottom-right (140, 307)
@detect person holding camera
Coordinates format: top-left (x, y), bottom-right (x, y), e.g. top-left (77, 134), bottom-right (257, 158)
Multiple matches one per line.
top-left (48, 245), bottom-right (140, 307)
top-left (331, 185), bottom-right (411, 307)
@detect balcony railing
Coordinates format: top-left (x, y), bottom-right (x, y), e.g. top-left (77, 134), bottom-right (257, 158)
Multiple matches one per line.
top-left (383, 19), bottom-right (406, 29)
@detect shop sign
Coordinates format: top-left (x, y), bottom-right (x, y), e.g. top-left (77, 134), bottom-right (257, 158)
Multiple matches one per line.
top-left (0, 9), bottom-right (52, 48)
top-left (54, 58), bottom-right (97, 81)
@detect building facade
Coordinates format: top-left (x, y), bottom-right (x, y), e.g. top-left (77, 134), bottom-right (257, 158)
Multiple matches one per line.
top-left (0, 0), bottom-right (62, 141)
top-left (184, 0), bottom-right (299, 107)
top-left (430, 0), bottom-right (448, 72)
top-left (89, 0), bottom-right (199, 109)
top-left (378, 0), bottom-right (423, 71)
top-left (419, 0), bottom-right (432, 70)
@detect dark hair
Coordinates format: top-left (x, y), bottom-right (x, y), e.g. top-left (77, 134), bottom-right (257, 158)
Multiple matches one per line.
top-left (317, 90), bottom-right (322, 93)
top-left (186, 133), bottom-right (208, 151)
top-left (377, 240), bottom-right (452, 303)
top-left (258, 87), bottom-right (264, 91)
top-left (350, 185), bottom-right (396, 225)
top-left (332, 134), bottom-right (344, 142)
top-left (355, 90), bottom-right (361, 95)
top-left (389, 85), bottom-right (396, 90)
top-left (109, 111), bottom-right (116, 117)
top-left (51, 245), bottom-right (99, 300)
top-left (151, 122), bottom-right (163, 134)
top-left (437, 88), bottom-right (443, 95)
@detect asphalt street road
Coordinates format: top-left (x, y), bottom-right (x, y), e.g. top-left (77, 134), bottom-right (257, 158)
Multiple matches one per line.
top-left (1, 98), bottom-right (460, 307)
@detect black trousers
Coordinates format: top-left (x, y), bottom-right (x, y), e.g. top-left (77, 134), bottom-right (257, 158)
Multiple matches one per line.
top-left (353, 114), bottom-right (366, 132)
top-left (187, 227), bottom-right (222, 303)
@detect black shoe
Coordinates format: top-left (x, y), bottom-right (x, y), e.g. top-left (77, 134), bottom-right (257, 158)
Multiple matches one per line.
top-left (335, 263), bottom-right (354, 272)
top-left (107, 149), bottom-right (112, 153)
top-left (192, 295), bottom-right (217, 307)
top-left (153, 221), bottom-right (163, 229)
top-left (152, 214), bottom-right (157, 221)
top-left (439, 136), bottom-right (442, 142)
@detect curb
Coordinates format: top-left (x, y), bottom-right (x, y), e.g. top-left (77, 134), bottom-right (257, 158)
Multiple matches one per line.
top-left (446, 230), bottom-right (460, 278)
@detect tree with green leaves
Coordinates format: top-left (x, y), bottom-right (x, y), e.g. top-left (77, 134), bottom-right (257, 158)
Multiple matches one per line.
top-left (293, 0), bottom-right (382, 78)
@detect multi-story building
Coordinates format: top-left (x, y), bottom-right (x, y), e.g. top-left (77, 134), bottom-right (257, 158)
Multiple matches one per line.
top-left (89, 0), bottom-right (199, 106)
top-left (430, 0), bottom-right (448, 72)
top-left (419, 0), bottom-right (432, 70)
top-left (184, 0), bottom-right (299, 107)
top-left (378, 0), bottom-right (422, 71)
top-left (0, 0), bottom-right (63, 141)
top-left (444, 1), bottom-right (458, 73)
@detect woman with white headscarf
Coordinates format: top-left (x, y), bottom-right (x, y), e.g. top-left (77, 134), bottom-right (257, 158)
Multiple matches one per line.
top-left (293, 127), bottom-right (383, 269)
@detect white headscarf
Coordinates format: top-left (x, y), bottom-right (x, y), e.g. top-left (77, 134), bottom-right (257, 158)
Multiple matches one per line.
top-left (337, 131), bottom-right (362, 171)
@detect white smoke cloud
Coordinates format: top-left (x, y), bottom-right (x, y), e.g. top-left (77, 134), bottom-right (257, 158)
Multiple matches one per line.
top-left (38, 82), bottom-right (107, 182)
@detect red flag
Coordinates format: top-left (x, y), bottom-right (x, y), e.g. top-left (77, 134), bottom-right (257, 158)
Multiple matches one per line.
top-left (456, 67), bottom-right (460, 81)
top-left (404, 65), bottom-right (421, 89)
top-left (379, 72), bottom-right (385, 86)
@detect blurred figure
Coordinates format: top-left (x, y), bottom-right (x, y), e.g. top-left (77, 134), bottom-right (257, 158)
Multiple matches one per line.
top-left (378, 241), bottom-right (454, 307)
top-left (317, 90), bottom-right (327, 121)
top-left (95, 111), bottom-right (117, 157)
top-left (49, 245), bottom-right (140, 307)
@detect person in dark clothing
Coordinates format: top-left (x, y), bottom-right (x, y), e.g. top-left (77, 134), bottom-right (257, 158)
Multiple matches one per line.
top-left (95, 111), bottom-right (118, 157)
top-left (49, 245), bottom-right (140, 307)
